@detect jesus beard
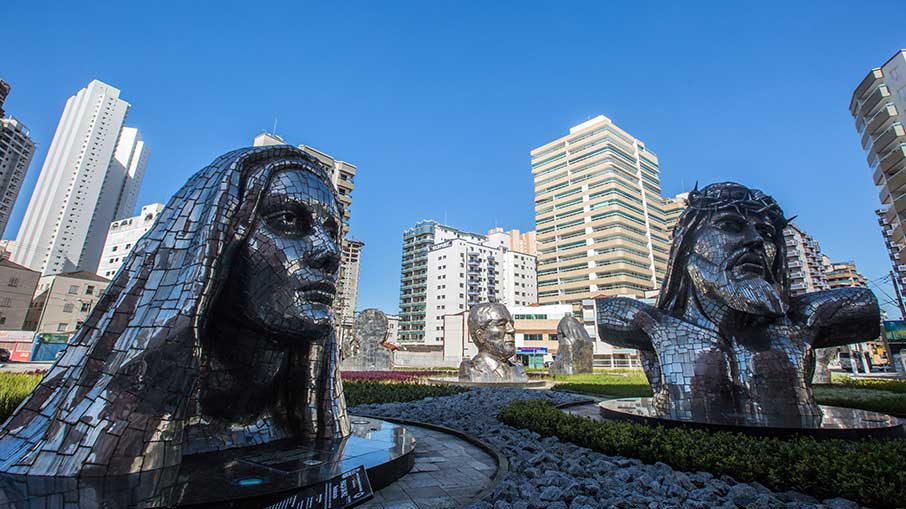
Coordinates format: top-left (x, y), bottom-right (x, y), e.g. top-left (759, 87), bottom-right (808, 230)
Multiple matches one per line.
top-left (687, 253), bottom-right (787, 318)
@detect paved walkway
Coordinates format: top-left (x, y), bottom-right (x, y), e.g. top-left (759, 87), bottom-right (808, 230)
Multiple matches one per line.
top-left (359, 424), bottom-right (497, 509)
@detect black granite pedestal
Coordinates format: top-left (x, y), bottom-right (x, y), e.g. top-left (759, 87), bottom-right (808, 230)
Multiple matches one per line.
top-left (599, 397), bottom-right (905, 440)
top-left (0, 417), bottom-right (415, 508)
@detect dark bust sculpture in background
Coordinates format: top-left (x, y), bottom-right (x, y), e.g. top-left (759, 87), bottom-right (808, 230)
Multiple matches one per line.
top-left (549, 315), bottom-right (594, 376)
top-left (596, 182), bottom-right (879, 424)
top-left (341, 308), bottom-right (394, 371)
top-left (459, 303), bottom-right (528, 383)
top-left (0, 146), bottom-right (351, 477)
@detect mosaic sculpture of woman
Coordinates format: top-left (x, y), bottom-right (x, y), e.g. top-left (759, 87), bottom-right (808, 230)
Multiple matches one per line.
top-left (595, 182), bottom-right (880, 425)
top-left (0, 146), bottom-right (351, 477)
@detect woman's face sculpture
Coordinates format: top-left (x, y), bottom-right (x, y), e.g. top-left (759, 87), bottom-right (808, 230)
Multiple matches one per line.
top-left (232, 168), bottom-right (342, 340)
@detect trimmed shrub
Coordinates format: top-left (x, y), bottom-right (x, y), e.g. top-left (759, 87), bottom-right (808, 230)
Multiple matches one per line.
top-left (499, 399), bottom-right (906, 508)
top-left (343, 380), bottom-right (467, 406)
top-left (0, 373), bottom-right (464, 423)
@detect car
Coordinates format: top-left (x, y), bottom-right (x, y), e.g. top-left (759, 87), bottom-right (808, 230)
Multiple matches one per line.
top-left (0, 348), bottom-right (10, 363)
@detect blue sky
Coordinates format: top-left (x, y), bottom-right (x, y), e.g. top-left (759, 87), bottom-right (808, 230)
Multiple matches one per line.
top-left (2, 1), bottom-right (904, 315)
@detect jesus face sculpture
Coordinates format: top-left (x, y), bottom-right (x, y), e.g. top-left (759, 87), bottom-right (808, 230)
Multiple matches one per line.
top-left (662, 182), bottom-right (791, 321)
top-left (686, 207), bottom-right (786, 317)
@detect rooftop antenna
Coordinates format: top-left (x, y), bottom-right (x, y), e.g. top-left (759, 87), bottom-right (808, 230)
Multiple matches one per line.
top-left (444, 211), bottom-right (448, 225)
top-left (272, 117), bottom-right (278, 137)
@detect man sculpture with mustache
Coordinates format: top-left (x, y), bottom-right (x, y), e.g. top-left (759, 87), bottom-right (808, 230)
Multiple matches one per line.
top-left (459, 303), bottom-right (529, 383)
top-left (596, 182), bottom-right (879, 425)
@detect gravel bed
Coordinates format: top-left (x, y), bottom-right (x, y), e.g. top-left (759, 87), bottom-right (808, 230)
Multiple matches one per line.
top-left (351, 388), bottom-right (862, 509)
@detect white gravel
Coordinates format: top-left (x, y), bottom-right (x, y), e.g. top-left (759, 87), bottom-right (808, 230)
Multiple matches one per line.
top-left (351, 388), bottom-right (863, 509)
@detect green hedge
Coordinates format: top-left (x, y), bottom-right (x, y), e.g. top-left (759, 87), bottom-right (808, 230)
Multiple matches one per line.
top-left (344, 380), bottom-right (467, 406)
top-left (0, 374), bottom-right (464, 423)
top-left (499, 399), bottom-right (906, 508)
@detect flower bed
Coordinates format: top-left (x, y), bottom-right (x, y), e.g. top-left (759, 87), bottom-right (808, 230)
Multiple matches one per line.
top-left (340, 370), bottom-right (445, 382)
top-left (499, 399), bottom-right (906, 508)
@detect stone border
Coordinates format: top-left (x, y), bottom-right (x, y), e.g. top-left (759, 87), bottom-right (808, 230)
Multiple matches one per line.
top-left (353, 413), bottom-right (509, 505)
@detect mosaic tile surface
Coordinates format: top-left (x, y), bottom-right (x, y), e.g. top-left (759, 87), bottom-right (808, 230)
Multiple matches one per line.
top-left (341, 309), bottom-right (394, 371)
top-left (595, 182), bottom-right (880, 426)
top-left (549, 315), bottom-right (594, 376)
top-left (0, 146), bottom-right (351, 478)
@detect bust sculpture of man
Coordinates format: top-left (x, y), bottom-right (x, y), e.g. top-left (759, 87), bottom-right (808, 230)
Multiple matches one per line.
top-left (459, 303), bottom-right (529, 383)
top-left (596, 182), bottom-right (879, 424)
top-left (549, 315), bottom-right (594, 375)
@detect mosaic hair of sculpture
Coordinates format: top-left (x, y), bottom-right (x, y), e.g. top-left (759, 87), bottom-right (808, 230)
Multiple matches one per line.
top-left (549, 315), bottom-right (594, 376)
top-left (459, 303), bottom-right (529, 383)
top-left (595, 182), bottom-right (880, 425)
top-left (0, 146), bottom-right (351, 477)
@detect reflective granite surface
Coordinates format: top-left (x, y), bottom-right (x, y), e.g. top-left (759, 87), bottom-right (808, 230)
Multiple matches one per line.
top-left (598, 398), bottom-right (905, 438)
top-left (0, 417), bottom-right (415, 508)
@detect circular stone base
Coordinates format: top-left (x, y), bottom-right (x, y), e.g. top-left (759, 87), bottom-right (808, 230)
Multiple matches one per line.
top-left (0, 417), bottom-right (416, 508)
top-left (598, 397), bottom-right (905, 440)
top-left (427, 377), bottom-right (547, 388)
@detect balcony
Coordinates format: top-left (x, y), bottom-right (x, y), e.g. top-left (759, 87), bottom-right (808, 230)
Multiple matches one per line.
top-left (861, 85), bottom-right (891, 119)
top-left (867, 105), bottom-right (898, 137)
top-left (851, 68), bottom-right (884, 112)
top-left (881, 146), bottom-right (906, 176)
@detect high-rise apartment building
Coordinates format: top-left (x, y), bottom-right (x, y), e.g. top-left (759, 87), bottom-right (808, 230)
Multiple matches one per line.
top-left (398, 220), bottom-right (537, 344)
top-left (850, 50), bottom-right (906, 294)
top-left (531, 115), bottom-right (671, 305)
top-left (335, 238), bottom-right (364, 340)
top-left (0, 81), bottom-right (10, 119)
top-left (96, 203), bottom-right (164, 278)
top-left (663, 192), bottom-right (688, 238)
top-left (784, 223), bottom-right (829, 296)
top-left (486, 228), bottom-right (537, 256)
top-left (253, 132), bottom-right (361, 325)
top-left (12, 80), bottom-right (149, 276)
top-left (821, 256), bottom-right (867, 289)
top-left (0, 81), bottom-right (37, 238)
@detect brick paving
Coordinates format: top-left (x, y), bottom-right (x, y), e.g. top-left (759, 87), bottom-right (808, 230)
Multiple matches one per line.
top-left (359, 425), bottom-right (497, 509)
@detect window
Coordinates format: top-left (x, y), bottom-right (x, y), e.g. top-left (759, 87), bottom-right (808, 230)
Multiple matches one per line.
top-left (63, 303), bottom-right (74, 313)
top-left (0, 317), bottom-right (6, 325)
top-left (68, 285), bottom-right (79, 295)
top-left (86, 285), bottom-right (95, 295)
top-left (524, 334), bottom-right (544, 341)
top-left (57, 323), bottom-right (67, 332)
top-left (7, 278), bottom-right (18, 287)
top-left (112, 246), bottom-right (118, 252)
top-left (75, 321), bottom-right (84, 330)
top-left (80, 302), bottom-right (90, 312)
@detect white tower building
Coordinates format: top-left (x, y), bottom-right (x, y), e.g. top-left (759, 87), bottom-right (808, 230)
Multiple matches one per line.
top-left (96, 203), bottom-right (164, 278)
top-left (12, 80), bottom-right (149, 276)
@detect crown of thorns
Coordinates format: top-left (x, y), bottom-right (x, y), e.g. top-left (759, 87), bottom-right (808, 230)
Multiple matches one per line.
top-left (684, 182), bottom-right (793, 225)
